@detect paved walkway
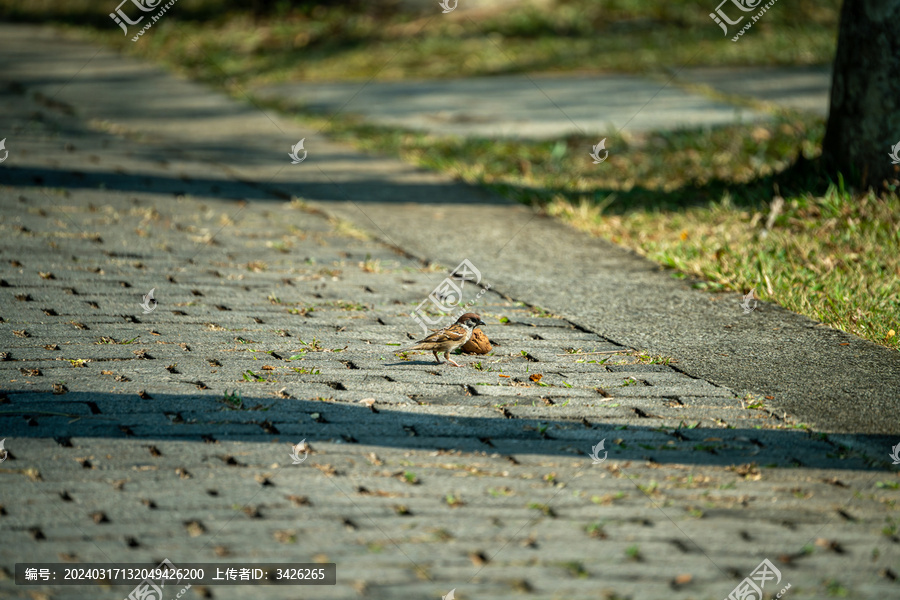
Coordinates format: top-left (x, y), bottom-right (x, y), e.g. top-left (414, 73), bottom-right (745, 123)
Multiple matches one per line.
top-left (1, 24), bottom-right (897, 600)
top-left (678, 66), bottom-right (831, 116)
top-left (257, 73), bottom-right (770, 139)
top-left (256, 67), bottom-right (828, 140)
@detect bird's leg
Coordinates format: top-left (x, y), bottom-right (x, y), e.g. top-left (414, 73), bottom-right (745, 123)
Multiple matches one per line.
top-left (432, 351), bottom-right (442, 365)
top-left (444, 351), bottom-right (462, 367)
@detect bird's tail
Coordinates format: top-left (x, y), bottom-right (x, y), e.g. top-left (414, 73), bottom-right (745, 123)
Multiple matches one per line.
top-left (398, 343), bottom-right (430, 353)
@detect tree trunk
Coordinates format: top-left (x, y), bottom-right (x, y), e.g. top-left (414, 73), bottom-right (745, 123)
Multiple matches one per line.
top-left (822, 0), bottom-right (900, 188)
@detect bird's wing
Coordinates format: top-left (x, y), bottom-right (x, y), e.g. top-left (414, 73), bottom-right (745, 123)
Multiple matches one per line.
top-left (404, 325), bottom-right (470, 351)
top-left (418, 324), bottom-right (467, 344)
top-left (438, 325), bottom-right (468, 341)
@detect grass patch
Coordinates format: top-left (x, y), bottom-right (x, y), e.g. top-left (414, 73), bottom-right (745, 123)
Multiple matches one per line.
top-left (558, 561), bottom-right (589, 578)
top-left (4, 0), bottom-right (840, 85)
top-left (221, 389), bottom-right (242, 409)
top-left (625, 544), bottom-right (643, 561)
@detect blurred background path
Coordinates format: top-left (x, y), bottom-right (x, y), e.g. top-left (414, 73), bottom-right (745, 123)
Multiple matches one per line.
top-left (257, 66), bottom-right (828, 139)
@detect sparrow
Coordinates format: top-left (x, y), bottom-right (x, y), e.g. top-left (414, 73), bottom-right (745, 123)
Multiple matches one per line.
top-left (403, 313), bottom-right (486, 367)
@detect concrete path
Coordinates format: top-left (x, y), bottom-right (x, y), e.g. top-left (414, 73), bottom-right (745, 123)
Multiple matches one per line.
top-left (1, 24), bottom-right (897, 600)
top-left (256, 66), bottom-right (829, 140)
top-left (677, 66), bottom-right (831, 116)
top-left (257, 73), bottom-right (770, 140)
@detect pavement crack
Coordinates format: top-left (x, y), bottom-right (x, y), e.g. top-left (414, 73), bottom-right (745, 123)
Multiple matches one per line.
top-left (632, 407), bottom-right (658, 418)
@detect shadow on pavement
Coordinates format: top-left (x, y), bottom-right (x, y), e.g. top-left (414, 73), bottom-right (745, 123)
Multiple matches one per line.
top-left (0, 391), bottom-right (893, 472)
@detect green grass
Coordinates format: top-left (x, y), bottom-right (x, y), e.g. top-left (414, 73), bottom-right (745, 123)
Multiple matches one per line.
top-left (0, 0), bottom-right (840, 86)
top-left (221, 389), bottom-right (242, 409)
top-left (558, 560), bottom-right (589, 578)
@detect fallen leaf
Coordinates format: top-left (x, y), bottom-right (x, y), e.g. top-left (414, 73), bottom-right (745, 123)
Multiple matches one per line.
top-left (313, 463), bottom-right (337, 477)
top-left (529, 373), bottom-right (543, 383)
top-left (184, 520), bottom-right (204, 536)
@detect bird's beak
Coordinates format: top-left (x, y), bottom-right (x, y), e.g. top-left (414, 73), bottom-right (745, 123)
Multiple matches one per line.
top-left (477, 319), bottom-right (486, 326)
